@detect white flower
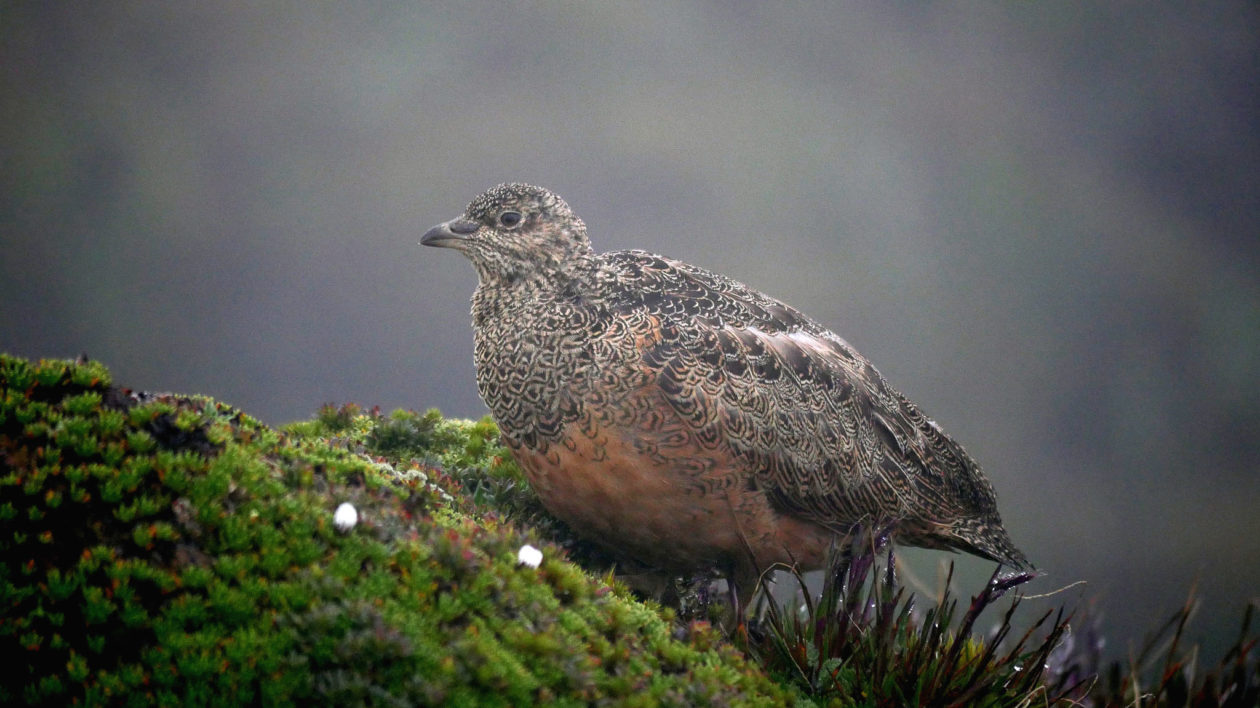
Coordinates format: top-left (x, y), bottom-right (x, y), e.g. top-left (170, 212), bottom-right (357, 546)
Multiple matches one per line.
top-left (333, 502), bottom-right (358, 532)
top-left (517, 544), bottom-right (543, 568)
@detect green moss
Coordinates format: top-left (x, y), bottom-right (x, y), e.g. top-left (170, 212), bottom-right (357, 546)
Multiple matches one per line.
top-left (1, 354), bottom-right (789, 706)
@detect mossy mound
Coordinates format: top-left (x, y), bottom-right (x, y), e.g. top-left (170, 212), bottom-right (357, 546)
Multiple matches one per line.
top-left (0, 354), bottom-right (789, 706)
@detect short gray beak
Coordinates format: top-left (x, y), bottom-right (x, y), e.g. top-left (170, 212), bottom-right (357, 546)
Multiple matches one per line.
top-left (421, 218), bottom-right (480, 247)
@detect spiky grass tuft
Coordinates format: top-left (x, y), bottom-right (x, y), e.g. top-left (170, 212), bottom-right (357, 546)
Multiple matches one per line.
top-left (1068, 590), bottom-right (1260, 707)
top-left (736, 529), bottom-right (1074, 706)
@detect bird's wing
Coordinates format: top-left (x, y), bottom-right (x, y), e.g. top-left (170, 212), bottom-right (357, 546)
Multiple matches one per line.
top-left (602, 251), bottom-right (1001, 534)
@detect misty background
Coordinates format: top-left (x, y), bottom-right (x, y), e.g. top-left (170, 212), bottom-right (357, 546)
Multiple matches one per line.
top-left (3, 4), bottom-right (1257, 661)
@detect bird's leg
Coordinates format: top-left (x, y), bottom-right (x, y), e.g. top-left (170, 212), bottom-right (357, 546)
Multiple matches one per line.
top-left (721, 568), bottom-right (748, 639)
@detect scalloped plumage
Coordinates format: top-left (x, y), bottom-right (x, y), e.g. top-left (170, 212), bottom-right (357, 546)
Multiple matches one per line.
top-left (423, 183), bottom-right (1031, 597)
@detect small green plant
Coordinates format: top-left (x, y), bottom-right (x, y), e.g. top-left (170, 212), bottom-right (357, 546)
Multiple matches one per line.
top-left (287, 405), bottom-right (595, 560)
top-left (0, 354), bottom-right (790, 706)
top-left (315, 401), bottom-right (362, 432)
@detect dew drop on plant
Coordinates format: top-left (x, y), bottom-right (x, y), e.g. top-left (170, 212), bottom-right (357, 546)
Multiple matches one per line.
top-left (334, 502), bottom-right (358, 532)
top-left (518, 544), bottom-right (543, 568)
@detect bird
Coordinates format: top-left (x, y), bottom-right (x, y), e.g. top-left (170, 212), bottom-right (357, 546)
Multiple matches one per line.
top-left (421, 183), bottom-right (1031, 601)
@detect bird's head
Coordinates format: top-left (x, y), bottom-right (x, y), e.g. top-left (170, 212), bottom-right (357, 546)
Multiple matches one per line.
top-left (422, 183), bottom-right (593, 288)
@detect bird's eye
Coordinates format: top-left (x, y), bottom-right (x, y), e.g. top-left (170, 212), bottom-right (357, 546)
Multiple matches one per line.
top-left (498, 211), bottom-right (523, 229)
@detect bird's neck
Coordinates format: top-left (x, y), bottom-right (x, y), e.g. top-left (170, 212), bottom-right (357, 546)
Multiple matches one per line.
top-left (470, 253), bottom-right (600, 327)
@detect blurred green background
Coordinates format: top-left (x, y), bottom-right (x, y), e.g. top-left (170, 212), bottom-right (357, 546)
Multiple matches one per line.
top-left (3, 4), bottom-right (1257, 661)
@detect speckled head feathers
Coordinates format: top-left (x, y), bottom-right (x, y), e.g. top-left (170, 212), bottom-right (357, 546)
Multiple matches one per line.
top-left (424, 183), bottom-right (593, 290)
top-left (465, 183), bottom-right (576, 224)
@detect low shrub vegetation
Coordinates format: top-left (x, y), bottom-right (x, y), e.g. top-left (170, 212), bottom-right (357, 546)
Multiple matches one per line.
top-left (2, 354), bottom-right (1255, 706)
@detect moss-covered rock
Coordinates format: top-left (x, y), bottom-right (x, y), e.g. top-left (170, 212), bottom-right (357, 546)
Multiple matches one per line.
top-left (0, 354), bottom-right (790, 706)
